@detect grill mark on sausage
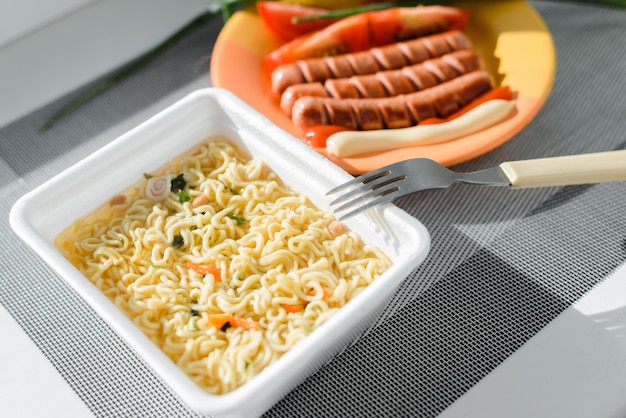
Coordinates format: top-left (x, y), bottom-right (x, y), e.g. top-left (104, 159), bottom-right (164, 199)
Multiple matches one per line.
top-left (350, 75), bottom-right (388, 98)
top-left (280, 83), bottom-right (329, 116)
top-left (421, 36), bottom-right (454, 58)
top-left (292, 96), bottom-right (329, 126)
top-left (271, 30), bottom-right (472, 94)
top-left (441, 49), bottom-right (481, 73)
top-left (324, 100), bottom-right (359, 130)
top-left (353, 101), bottom-right (384, 130)
top-left (402, 65), bottom-right (439, 90)
top-left (405, 93), bottom-right (438, 122)
top-left (324, 79), bottom-right (361, 99)
top-left (297, 60), bottom-right (331, 87)
top-left (347, 51), bottom-right (381, 75)
top-left (423, 59), bottom-right (459, 83)
top-left (378, 97), bottom-right (413, 129)
top-left (324, 56), bottom-right (354, 78)
top-left (396, 41), bottom-right (431, 66)
top-left (281, 50), bottom-right (482, 115)
top-left (291, 70), bottom-right (493, 130)
top-left (444, 30), bottom-right (471, 51)
top-left (376, 71), bottom-right (415, 96)
top-left (371, 46), bottom-right (409, 72)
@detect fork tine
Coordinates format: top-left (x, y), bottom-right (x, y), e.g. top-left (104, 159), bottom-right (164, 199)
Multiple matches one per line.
top-left (333, 192), bottom-right (399, 221)
top-left (331, 183), bottom-right (397, 211)
top-left (328, 173), bottom-right (407, 206)
top-left (326, 166), bottom-right (392, 195)
top-left (327, 159), bottom-right (412, 219)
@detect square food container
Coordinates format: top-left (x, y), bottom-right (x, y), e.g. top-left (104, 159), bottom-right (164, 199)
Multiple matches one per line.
top-left (10, 88), bottom-right (430, 417)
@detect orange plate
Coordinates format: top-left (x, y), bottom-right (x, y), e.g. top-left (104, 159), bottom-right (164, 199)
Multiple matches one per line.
top-left (210, 1), bottom-right (555, 174)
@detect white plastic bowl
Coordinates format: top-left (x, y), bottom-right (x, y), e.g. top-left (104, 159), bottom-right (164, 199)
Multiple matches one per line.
top-left (10, 88), bottom-right (430, 418)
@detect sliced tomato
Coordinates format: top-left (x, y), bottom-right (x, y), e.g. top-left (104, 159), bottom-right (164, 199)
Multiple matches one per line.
top-left (264, 5), bottom-right (471, 68)
top-left (302, 125), bottom-right (350, 148)
top-left (256, 2), bottom-right (338, 42)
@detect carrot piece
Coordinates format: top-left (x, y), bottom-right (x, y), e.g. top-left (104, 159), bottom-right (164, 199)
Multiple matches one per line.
top-left (306, 289), bottom-right (330, 299)
top-left (231, 316), bottom-right (260, 330)
top-left (207, 314), bottom-right (231, 329)
top-left (207, 314), bottom-right (260, 330)
top-left (282, 304), bottom-right (304, 313)
top-left (191, 194), bottom-right (209, 208)
top-left (187, 262), bottom-right (221, 281)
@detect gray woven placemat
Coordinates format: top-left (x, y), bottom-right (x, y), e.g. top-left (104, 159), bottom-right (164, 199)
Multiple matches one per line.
top-left (1, 2), bottom-right (624, 417)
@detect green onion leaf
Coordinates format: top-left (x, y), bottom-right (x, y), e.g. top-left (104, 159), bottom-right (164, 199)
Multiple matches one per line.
top-left (227, 213), bottom-right (248, 225)
top-left (40, 9), bottom-right (225, 132)
top-left (178, 190), bottom-right (191, 203)
top-left (293, 1), bottom-right (409, 22)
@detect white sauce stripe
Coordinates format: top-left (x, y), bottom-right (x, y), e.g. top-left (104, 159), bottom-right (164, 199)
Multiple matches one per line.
top-left (325, 99), bottom-right (516, 157)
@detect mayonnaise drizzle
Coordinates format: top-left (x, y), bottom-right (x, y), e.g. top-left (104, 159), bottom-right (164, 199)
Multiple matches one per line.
top-left (326, 99), bottom-right (516, 157)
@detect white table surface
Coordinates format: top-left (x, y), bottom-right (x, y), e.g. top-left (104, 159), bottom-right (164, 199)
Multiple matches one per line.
top-left (2, 1), bottom-right (626, 417)
top-left (0, 2), bottom-right (209, 416)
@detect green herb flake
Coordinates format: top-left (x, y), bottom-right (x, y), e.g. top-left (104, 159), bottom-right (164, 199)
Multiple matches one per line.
top-left (228, 186), bottom-right (240, 195)
top-left (143, 173), bottom-right (154, 179)
top-left (171, 173), bottom-right (187, 192)
top-left (152, 265), bottom-right (167, 269)
top-left (191, 309), bottom-right (200, 317)
top-left (172, 234), bottom-right (184, 249)
top-left (227, 213), bottom-right (248, 225)
top-left (178, 190), bottom-right (190, 203)
top-left (220, 322), bottom-right (232, 332)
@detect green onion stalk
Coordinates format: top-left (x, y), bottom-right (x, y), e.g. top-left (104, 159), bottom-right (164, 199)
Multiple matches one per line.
top-left (40, 0), bottom-right (626, 131)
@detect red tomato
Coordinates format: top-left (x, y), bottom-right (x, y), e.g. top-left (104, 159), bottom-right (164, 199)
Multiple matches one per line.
top-left (256, 2), bottom-right (338, 42)
top-left (303, 125), bottom-right (350, 148)
top-left (264, 5), bottom-right (471, 68)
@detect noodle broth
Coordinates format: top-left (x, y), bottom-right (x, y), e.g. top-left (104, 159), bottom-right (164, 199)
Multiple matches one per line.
top-left (55, 137), bottom-right (392, 394)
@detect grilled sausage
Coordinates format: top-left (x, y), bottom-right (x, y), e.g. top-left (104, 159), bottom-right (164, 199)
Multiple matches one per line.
top-left (271, 30), bottom-right (472, 94)
top-left (291, 70), bottom-right (493, 130)
top-left (280, 50), bottom-right (482, 116)
top-left (280, 83), bottom-right (328, 116)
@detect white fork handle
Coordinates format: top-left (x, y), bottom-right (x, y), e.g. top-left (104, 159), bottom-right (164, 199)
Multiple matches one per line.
top-left (499, 149), bottom-right (626, 188)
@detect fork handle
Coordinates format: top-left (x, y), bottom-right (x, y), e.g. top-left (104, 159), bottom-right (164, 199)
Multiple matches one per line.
top-left (499, 150), bottom-right (626, 188)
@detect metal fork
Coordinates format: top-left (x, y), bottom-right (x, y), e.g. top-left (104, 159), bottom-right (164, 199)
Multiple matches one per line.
top-left (327, 150), bottom-right (626, 220)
